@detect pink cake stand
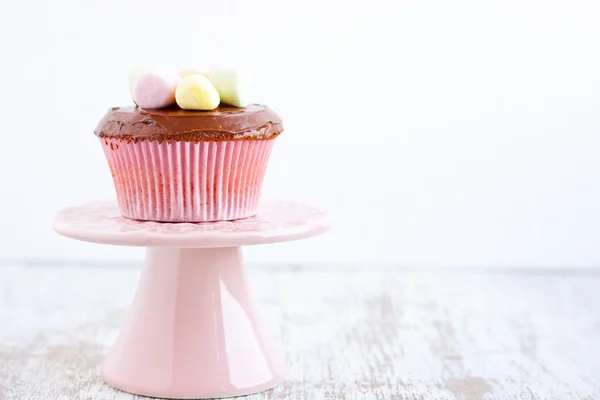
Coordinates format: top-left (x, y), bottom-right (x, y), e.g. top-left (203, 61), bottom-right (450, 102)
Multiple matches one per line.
top-left (53, 200), bottom-right (331, 399)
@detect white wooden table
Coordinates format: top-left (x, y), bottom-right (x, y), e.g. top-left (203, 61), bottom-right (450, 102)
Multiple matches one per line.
top-left (0, 263), bottom-right (599, 399)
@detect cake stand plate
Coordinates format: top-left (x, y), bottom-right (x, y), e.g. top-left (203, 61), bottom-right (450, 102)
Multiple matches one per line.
top-left (53, 200), bottom-right (331, 399)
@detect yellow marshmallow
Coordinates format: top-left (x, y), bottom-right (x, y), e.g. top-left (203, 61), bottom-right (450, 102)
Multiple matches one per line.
top-left (175, 74), bottom-right (220, 110)
top-left (208, 67), bottom-right (252, 108)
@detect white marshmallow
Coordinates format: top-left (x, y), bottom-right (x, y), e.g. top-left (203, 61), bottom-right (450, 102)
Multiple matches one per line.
top-left (208, 67), bottom-right (252, 108)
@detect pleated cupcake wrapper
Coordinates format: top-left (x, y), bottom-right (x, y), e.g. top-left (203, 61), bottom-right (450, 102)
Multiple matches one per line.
top-left (100, 138), bottom-right (275, 222)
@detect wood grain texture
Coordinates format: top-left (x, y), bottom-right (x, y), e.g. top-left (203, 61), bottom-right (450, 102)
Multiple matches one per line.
top-left (0, 264), bottom-right (598, 400)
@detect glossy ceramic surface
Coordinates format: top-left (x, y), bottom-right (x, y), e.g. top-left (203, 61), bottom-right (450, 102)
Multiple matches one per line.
top-left (53, 200), bottom-right (332, 247)
top-left (53, 200), bottom-right (331, 398)
top-left (103, 247), bottom-right (286, 398)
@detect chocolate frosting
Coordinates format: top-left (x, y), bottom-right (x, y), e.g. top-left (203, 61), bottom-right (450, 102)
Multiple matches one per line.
top-left (94, 104), bottom-right (283, 141)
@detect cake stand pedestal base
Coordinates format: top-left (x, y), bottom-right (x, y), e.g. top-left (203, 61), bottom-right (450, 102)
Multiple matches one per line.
top-left (102, 247), bottom-right (285, 399)
top-left (53, 200), bottom-right (331, 399)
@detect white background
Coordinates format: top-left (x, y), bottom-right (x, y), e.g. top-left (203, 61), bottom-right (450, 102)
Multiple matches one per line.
top-left (0, 0), bottom-right (599, 267)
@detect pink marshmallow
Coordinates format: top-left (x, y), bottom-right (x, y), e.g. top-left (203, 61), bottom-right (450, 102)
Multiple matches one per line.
top-left (132, 71), bottom-right (180, 109)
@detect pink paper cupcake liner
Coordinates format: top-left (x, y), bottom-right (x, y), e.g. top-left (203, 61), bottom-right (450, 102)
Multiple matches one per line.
top-left (100, 138), bottom-right (275, 222)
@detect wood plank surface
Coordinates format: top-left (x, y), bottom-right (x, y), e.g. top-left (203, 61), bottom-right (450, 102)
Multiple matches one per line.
top-left (0, 264), bottom-right (598, 399)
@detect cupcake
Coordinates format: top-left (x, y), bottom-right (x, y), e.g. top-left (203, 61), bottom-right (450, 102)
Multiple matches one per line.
top-left (94, 67), bottom-right (283, 222)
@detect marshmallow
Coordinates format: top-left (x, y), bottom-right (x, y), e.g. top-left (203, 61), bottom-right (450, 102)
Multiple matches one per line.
top-left (175, 74), bottom-right (220, 110)
top-left (128, 65), bottom-right (163, 94)
top-left (208, 67), bottom-right (252, 108)
top-left (128, 67), bottom-right (145, 95)
top-left (178, 66), bottom-right (210, 78)
top-left (132, 70), bottom-right (180, 109)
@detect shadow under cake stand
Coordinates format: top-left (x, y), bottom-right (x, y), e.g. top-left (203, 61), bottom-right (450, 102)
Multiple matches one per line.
top-left (53, 200), bottom-right (331, 399)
